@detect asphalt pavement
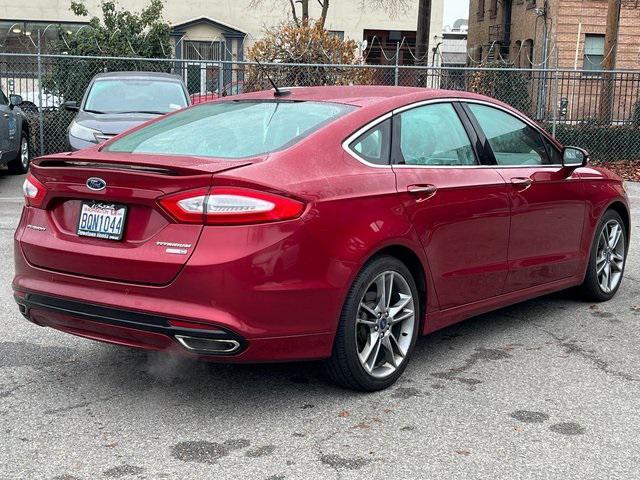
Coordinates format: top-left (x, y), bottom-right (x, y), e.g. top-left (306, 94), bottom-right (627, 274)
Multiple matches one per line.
top-left (1, 170), bottom-right (639, 480)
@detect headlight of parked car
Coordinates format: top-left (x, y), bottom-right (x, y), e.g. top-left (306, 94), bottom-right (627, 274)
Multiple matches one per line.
top-left (69, 121), bottom-right (101, 143)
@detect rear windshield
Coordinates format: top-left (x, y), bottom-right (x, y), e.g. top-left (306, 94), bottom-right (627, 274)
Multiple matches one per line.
top-left (85, 78), bottom-right (187, 114)
top-left (106, 100), bottom-right (355, 159)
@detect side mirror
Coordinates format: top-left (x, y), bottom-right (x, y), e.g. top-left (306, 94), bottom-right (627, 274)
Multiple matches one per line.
top-left (8, 94), bottom-right (23, 109)
top-left (63, 100), bottom-right (79, 112)
top-left (562, 146), bottom-right (589, 168)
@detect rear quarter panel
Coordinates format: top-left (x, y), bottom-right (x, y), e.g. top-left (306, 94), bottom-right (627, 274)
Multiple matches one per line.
top-left (211, 113), bottom-right (439, 322)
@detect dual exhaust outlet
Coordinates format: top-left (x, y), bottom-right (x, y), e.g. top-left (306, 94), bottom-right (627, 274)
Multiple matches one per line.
top-left (175, 335), bottom-right (240, 355)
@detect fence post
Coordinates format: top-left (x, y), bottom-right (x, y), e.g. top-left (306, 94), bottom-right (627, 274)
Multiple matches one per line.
top-left (394, 42), bottom-right (400, 86)
top-left (218, 60), bottom-right (224, 96)
top-left (551, 54), bottom-right (560, 138)
top-left (36, 34), bottom-right (45, 156)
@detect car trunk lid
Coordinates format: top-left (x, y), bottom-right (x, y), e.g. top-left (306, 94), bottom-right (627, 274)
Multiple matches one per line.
top-left (19, 152), bottom-right (258, 285)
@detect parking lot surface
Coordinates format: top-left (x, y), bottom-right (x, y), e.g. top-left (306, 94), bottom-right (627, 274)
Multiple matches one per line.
top-left (1, 172), bottom-right (639, 480)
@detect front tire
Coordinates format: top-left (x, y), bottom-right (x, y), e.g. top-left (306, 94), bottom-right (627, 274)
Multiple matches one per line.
top-left (325, 255), bottom-right (420, 391)
top-left (8, 133), bottom-right (30, 175)
top-left (578, 209), bottom-right (627, 302)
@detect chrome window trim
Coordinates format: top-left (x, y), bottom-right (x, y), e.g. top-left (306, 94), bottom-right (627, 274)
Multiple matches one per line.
top-left (342, 97), bottom-right (565, 170)
top-left (460, 99), bottom-right (564, 168)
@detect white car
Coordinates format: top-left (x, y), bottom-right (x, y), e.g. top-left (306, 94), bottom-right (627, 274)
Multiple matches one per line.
top-left (15, 90), bottom-right (62, 113)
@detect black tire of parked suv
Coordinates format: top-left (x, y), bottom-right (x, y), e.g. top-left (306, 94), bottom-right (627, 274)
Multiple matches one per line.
top-left (7, 132), bottom-right (30, 175)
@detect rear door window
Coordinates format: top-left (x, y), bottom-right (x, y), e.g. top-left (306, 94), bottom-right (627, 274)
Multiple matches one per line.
top-left (107, 101), bottom-right (355, 159)
top-left (394, 103), bottom-right (477, 166)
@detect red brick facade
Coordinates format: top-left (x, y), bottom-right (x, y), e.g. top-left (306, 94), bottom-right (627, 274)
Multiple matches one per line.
top-left (467, 0), bottom-right (640, 69)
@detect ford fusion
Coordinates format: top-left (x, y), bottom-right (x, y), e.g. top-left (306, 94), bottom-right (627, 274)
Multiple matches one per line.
top-left (13, 86), bottom-right (629, 391)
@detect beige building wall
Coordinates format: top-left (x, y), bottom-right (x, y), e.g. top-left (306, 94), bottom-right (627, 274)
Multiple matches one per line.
top-left (3, 0), bottom-right (444, 54)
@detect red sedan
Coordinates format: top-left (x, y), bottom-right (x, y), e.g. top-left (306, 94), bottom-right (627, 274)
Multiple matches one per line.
top-left (13, 86), bottom-right (629, 391)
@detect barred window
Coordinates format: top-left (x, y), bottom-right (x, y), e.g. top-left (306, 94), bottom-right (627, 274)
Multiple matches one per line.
top-left (583, 34), bottom-right (605, 71)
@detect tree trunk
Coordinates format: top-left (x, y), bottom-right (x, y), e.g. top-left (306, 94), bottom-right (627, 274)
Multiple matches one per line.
top-left (301, 0), bottom-right (310, 24)
top-left (288, 0), bottom-right (300, 26)
top-left (319, 0), bottom-right (330, 29)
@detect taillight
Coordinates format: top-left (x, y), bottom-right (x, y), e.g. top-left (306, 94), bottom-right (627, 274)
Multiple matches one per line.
top-left (159, 187), bottom-right (305, 225)
top-left (22, 174), bottom-right (47, 208)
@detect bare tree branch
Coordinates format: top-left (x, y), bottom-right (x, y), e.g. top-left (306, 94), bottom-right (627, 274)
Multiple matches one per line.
top-left (249, 0), bottom-right (410, 26)
top-left (363, 0), bottom-right (411, 18)
top-left (288, 0), bottom-right (300, 26)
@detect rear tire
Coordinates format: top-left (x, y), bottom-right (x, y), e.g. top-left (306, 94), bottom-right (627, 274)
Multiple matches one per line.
top-left (324, 255), bottom-right (420, 391)
top-left (577, 209), bottom-right (626, 302)
top-left (8, 133), bottom-right (30, 175)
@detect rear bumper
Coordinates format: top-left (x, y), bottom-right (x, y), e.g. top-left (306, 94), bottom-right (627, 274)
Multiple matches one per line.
top-left (16, 292), bottom-right (246, 354)
top-left (13, 218), bottom-right (353, 362)
top-left (14, 291), bottom-right (335, 362)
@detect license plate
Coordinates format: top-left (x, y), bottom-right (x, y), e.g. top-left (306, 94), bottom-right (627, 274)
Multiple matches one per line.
top-left (77, 201), bottom-right (127, 241)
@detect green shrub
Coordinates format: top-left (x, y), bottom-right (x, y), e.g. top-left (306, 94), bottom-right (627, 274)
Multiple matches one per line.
top-left (547, 121), bottom-right (640, 162)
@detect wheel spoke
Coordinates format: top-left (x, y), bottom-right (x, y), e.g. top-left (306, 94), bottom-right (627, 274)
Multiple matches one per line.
top-left (602, 263), bottom-right (611, 292)
top-left (389, 293), bottom-right (412, 318)
top-left (608, 224), bottom-right (621, 249)
top-left (375, 274), bottom-right (387, 312)
top-left (365, 337), bottom-right (382, 372)
top-left (357, 316), bottom-right (377, 326)
top-left (359, 302), bottom-right (378, 318)
top-left (359, 331), bottom-right (380, 369)
top-left (611, 258), bottom-right (624, 272)
top-left (389, 332), bottom-right (407, 357)
top-left (381, 336), bottom-right (397, 368)
top-left (390, 309), bottom-right (414, 325)
top-left (385, 272), bottom-right (394, 309)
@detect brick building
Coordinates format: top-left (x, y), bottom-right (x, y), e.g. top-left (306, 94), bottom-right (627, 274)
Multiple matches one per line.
top-left (467, 0), bottom-right (640, 69)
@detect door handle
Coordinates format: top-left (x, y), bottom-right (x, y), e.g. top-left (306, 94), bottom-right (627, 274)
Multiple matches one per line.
top-left (407, 184), bottom-right (437, 200)
top-left (510, 177), bottom-right (532, 189)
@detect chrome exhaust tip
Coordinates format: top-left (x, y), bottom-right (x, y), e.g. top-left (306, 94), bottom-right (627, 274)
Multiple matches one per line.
top-left (175, 335), bottom-right (241, 354)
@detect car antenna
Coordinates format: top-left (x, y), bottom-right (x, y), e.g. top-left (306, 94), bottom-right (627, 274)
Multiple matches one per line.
top-left (254, 58), bottom-right (290, 97)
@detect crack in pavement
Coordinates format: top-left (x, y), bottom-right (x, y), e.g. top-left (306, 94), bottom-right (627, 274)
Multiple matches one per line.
top-left (43, 393), bottom-right (123, 415)
top-left (533, 324), bottom-right (639, 383)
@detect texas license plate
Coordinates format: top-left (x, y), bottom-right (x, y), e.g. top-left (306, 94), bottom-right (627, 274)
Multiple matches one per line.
top-left (77, 201), bottom-right (127, 241)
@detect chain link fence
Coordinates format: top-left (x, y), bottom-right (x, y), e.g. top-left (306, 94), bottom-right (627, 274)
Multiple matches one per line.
top-left (1, 53), bottom-right (639, 162)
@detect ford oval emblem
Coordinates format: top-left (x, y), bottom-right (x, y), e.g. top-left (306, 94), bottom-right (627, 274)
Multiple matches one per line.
top-left (86, 177), bottom-right (107, 191)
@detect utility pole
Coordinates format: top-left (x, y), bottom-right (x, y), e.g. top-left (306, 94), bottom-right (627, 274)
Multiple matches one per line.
top-left (416, 0), bottom-right (431, 66)
top-left (599, 0), bottom-right (622, 121)
top-left (415, 0), bottom-right (431, 87)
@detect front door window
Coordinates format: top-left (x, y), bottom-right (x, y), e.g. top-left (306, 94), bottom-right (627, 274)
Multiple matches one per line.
top-left (467, 103), bottom-right (550, 166)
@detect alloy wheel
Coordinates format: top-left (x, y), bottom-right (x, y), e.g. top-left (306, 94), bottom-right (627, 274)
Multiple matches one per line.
top-left (356, 270), bottom-right (416, 378)
top-left (596, 219), bottom-right (625, 293)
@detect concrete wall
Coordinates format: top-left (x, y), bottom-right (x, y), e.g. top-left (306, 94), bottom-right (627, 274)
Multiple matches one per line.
top-left (3, 0), bottom-right (444, 54)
